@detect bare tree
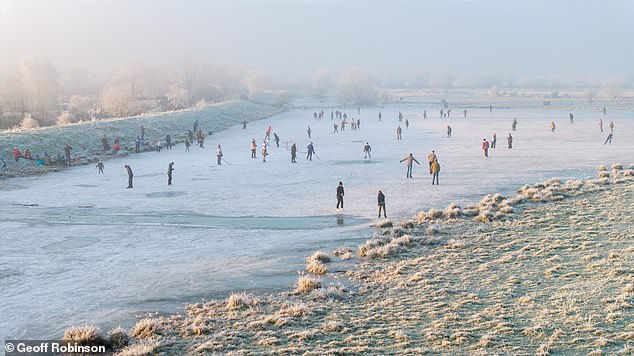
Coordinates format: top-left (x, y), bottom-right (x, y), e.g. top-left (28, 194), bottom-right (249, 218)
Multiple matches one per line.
top-left (311, 68), bottom-right (331, 97)
top-left (335, 68), bottom-right (377, 105)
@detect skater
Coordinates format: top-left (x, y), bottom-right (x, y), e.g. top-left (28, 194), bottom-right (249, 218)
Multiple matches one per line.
top-left (113, 140), bottom-right (120, 152)
top-left (165, 134), bottom-right (172, 150)
top-left (399, 111), bottom-right (403, 122)
top-left (489, 104), bottom-right (493, 112)
top-left (609, 121), bottom-right (614, 132)
top-left (491, 133), bottom-right (497, 148)
top-left (262, 141), bottom-right (268, 162)
top-left (167, 162), bottom-right (174, 185)
top-left (307, 126), bottom-right (312, 139)
top-left (405, 118), bottom-right (409, 129)
top-left (157, 140), bottom-right (162, 152)
top-left (333, 123), bottom-right (339, 133)
top-left (306, 142), bottom-right (315, 161)
top-left (336, 181), bottom-right (344, 210)
top-left (273, 133), bottom-right (280, 147)
top-left (423, 110), bottom-right (427, 119)
top-left (341, 119), bottom-right (346, 131)
top-left (363, 142), bottom-right (372, 159)
top-left (357, 119), bottom-right (361, 129)
top-left (550, 121), bottom-right (556, 132)
top-left (216, 145), bottom-right (223, 165)
top-left (101, 135), bottom-right (110, 151)
top-left (427, 150), bottom-right (437, 173)
top-left (507, 133), bottom-right (513, 149)
top-left (440, 109), bottom-right (443, 118)
top-left (431, 159), bottom-right (440, 185)
top-left (124, 164), bottom-right (134, 188)
top-left (193, 119), bottom-right (199, 134)
top-left (464, 109), bottom-right (467, 118)
top-left (482, 139), bottom-right (490, 158)
top-left (603, 107), bottom-right (606, 115)
top-left (512, 118), bottom-right (518, 131)
top-left (357, 106), bottom-right (360, 114)
top-left (96, 160), bottom-right (104, 175)
top-left (135, 135), bottom-right (141, 153)
top-left (447, 125), bottom-right (452, 138)
top-left (378, 112), bottom-right (382, 121)
top-left (265, 126), bottom-right (272, 140)
top-left (188, 130), bottom-right (194, 143)
top-left (250, 139), bottom-right (257, 158)
top-left (0, 157), bottom-right (7, 173)
top-left (604, 132), bottom-right (613, 145)
top-left (377, 191), bottom-right (387, 218)
top-left (291, 142), bottom-right (297, 163)
top-left (400, 153), bottom-right (420, 178)
top-left (569, 112), bottom-right (574, 123)
top-left (198, 131), bottom-right (205, 148)
top-left (396, 126), bottom-right (402, 140)
top-left (64, 144), bottom-right (72, 166)
top-left (599, 119), bottom-right (604, 132)
top-left (242, 121), bottom-right (247, 130)
top-left (185, 138), bottom-right (191, 152)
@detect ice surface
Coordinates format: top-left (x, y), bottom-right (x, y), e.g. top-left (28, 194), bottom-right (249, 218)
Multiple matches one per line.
top-left (0, 102), bottom-right (632, 339)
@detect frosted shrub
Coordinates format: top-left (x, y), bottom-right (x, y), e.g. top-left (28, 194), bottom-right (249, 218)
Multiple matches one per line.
top-left (116, 342), bottom-right (158, 356)
top-left (296, 276), bottom-right (321, 294)
top-left (56, 111), bottom-right (73, 126)
top-left (63, 325), bottom-right (106, 346)
top-left (226, 292), bottom-right (258, 311)
top-left (309, 251), bottom-right (330, 263)
top-left (130, 319), bottom-right (162, 339)
top-left (20, 114), bottom-right (39, 129)
top-left (306, 258), bottom-right (328, 275)
top-left (108, 326), bottom-right (129, 350)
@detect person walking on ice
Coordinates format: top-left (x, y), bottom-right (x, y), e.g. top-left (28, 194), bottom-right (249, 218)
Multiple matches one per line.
top-left (363, 142), bottom-right (372, 159)
top-left (447, 125), bottom-right (452, 138)
top-left (550, 121), bottom-right (556, 132)
top-left (167, 162), bottom-right (174, 185)
top-left (609, 121), bottom-right (614, 132)
top-left (604, 132), bottom-right (613, 145)
top-left (507, 133), bottom-right (513, 149)
top-left (333, 123), bottom-right (339, 133)
top-left (307, 126), bottom-right (312, 138)
top-left (290, 142), bottom-right (297, 163)
top-left (427, 150), bottom-right (437, 173)
top-left (306, 142), bottom-right (315, 161)
top-left (400, 153), bottom-right (420, 178)
top-left (96, 160), bottom-right (104, 175)
top-left (464, 109), bottom-right (467, 118)
top-left (265, 126), bottom-right (272, 140)
top-left (185, 138), bottom-right (191, 152)
top-left (512, 118), bottom-right (518, 131)
top-left (482, 139), bottom-right (490, 158)
top-left (216, 145), bottom-right (223, 165)
top-left (431, 159), bottom-right (441, 185)
top-left (396, 126), bottom-right (403, 140)
top-left (569, 112), bottom-right (574, 123)
top-left (262, 140), bottom-right (268, 162)
top-left (599, 119), bottom-right (603, 132)
top-left (250, 139), bottom-right (257, 158)
top-left (377, 191), bottom-right (387, 218)
top-left (405, 118), bottom-right (409, 129)
top-left (491, 133), bottom-right (497, 148)
top-left (124, 164), bottom-right (134, 188)
top-left (273, 133), bottom-right (280, 147)
top-left (336, 181), bottom-right (345, 211)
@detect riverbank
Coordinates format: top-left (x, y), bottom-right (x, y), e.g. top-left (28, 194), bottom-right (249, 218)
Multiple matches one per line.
top-left (0, 100), bottom-right (282, 179)
top-left (71, 165), bottom-right (633, 355)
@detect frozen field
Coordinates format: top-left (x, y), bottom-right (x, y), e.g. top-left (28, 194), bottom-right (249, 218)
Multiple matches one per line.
top-left (1, 103), bottom-right (633, 339)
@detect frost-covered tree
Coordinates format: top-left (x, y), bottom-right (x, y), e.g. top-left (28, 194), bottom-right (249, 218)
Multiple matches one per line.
top-left (335, 68), bottom-right (377, 105)
top-left (101, 82), bottom-right (132, 117)
top-left (311, 68), bottom-right (331, 97)
top-left (166, 84), bottom-right (188, 110)
top-left (242, 71), bottom-right (271, 93)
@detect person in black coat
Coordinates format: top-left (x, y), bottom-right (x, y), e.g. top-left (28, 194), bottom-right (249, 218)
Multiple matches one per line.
top-left (125, 165), bottom-right (134, 188)
top-left (336, 181), bottom-right (344, 210)
top-left (167, 162), bottom-right (174, 185)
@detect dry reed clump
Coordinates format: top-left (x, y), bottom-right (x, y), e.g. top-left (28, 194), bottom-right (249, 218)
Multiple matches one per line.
top-left (599, 171), bottom-right (610, 178)
top-left (108, 326), bottom-right (130, 350)
top-left (63, 325), bottom-right (107, 347)
top-left (296, 276), bottom-right (321, 294)
top-left (311, 284), bottom-right (346, 300)
top-left (332, 247), bottom-right (351, 257)
top-left (56, 111), bottom-right (73, 126)
top-left (226, 292), bottom-right (259, 311)
top-left (306, 258), bottom-right (328, 275)
top-left (375, 219), bottom-right (393, 228)
top-left (622, 170), bottom-right (633, 177)
top-left (19, 114), bottom-right (39, 129)
top-left (130, 319), bottom-right (162, 339)
top-left (598, 165), bottom-right (608, 171)
top-left (288, 329), bottom-right (315, 340)
top-left (611, 163), bottom-right (623, 170)
top-left (278, 302), bottom-right (311, 317)
top-left (309, 251), bottom-right (331, 263)
top-left (115, 342), bottom-right (159, 356)
top-left (443, 203), bottom-right (462, 218)
top-left (321, 320), bottom-right (344, 332)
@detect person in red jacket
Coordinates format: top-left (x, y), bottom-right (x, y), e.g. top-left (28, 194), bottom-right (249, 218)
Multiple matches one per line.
top-left (12, 147), bottom-right (22, 163)
top-left (482, 139), bottom-right (490, 158)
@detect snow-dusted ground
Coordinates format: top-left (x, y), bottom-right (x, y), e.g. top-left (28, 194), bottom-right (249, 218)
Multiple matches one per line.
top-left (1, 101), bottom-right (632, 340)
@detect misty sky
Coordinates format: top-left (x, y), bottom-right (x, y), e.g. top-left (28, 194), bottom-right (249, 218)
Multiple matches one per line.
top-left (2, 0), bottom-right (633, 82)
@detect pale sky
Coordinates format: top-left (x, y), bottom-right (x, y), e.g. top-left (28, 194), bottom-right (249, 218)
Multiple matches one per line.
top-left (1, 0), bottom-right (633, 84)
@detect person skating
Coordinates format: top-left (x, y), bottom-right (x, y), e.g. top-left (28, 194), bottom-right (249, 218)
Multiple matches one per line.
top-left (336, 181), bottom-right (345, 210)
top-left (341, 119), bottom-right (346, 131)
top-left (405, 118), bottom-right (409, 129)
top-left (400, 153), bottom-right (420, 178)
top-left (216, 145), bottom-right (223, 165)
top-left (198, 130), bottom-right (205, 148)
top-left (167, 162), bottom-right (174, 185)
top-left (96, 160), bottom-right (104, 175)
top-left (427, 150), bottom-right (437, 173)
top-left (377, 191), bottom-right (386, 218)
top-left (378, 112), bottom-right (382, 121)
top-left (604, 133), bottom-right (613, 145)
top-left (447, 125), bottom-right (452, 138)
top-left (291, 142), bottom-right (297, 163)
top-left (0, 157), bottom-right (7, 173)
top-left (242, 121), bottom-right (247, 130)
top-left (273, 133), bottom-right (280, 147)
top-left (307, 126), bottom-right (312, 138)
top-left (464, 109), bottom-right (467, 118)
top-left (333, 123), bottom-right (339, 133)
top-left (489, 104), bottom-right (493, 112)
top-left (482, 139), bottom-right (490, 158)
top-left (262, 140), bottom-right (268, 162)
top-left (399, 111), bottom-right (403, 122)
top-left (507, 133), bottom-right (513, 149)
top-left (306, 142), bottom-right (315, 161)
top-left (363, 142), bottom-right (372, 159)
top-left (124, 164), bottom-right (134, 188)
top-left (431, 159), bottom-right (441, 185)
top-left (185, 138), bottom-right (191, 152)
top-left (609, 121), bottom-right (614, 132)
top-left (157, 140), bottom-right (162, 152)
top-left (165, 134), bottom-right (172, 150)
top-left (550, 121), bottom-right (556, 132)
top-left (357, 119), bottom-right (361, 129)
top-left (64, 144), bottom-right (73, 166)
top-left (599, 119), bottom-right (603, 132)
top-left (491, 133), bottom-right (497, 148)
top-left (193, 119), bottom-right (199, 134)
top-left (250, 139), bottom-right (257, 158)
top-left (188, 130), bottom-right (194, 143)
top-left (423, 110), bottom-right (427, 119)
top-left (512, 118), bottom-right (518, 131)
top-left (101, 135), bottom-right (110, 152)
top-left (396, 126), bottom-right (402, 140)
top-left (135, 135), bottom-right (141, 153)
top-left (265, 126), bottom-right (272, 140)
top-left (569, 112), bottom-right (574, 123)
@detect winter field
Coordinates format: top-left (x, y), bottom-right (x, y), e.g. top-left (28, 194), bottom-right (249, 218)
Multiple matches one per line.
top-left (0, 97), bottom-right (633, 352)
